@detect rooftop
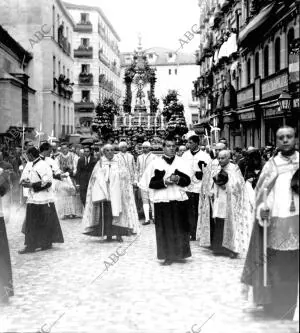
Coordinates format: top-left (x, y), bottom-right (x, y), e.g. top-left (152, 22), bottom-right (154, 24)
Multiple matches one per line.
top-left (0, 25), bottom-right (32, 65)
top-left (121, 47), bottom-right (196, 66)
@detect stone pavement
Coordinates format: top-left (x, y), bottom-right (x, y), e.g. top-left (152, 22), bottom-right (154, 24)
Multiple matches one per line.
top-left (0, 205), bottom-right (298, 333)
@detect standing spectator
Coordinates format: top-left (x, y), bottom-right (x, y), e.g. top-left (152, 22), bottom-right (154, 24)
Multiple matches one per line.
top-left (76, 146), bottom-right (97, 206)
top-left (56, 143), bottom-right (81, 219)
top-left (233, 147), bottom-right (243, 164)
top-left (50, 142), bottom-right (60, 160)
top-left (219, 138), bottom-right (228, 148)
top-left (176, 145), bottom-right (186, 157)
top-left (244, 149), bottom-right (263, 189)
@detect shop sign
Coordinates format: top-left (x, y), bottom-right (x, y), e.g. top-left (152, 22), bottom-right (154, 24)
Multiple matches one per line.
top-left (264, 107), bottom-right (283, 118)
top-left (261, 70), bottom-right (288, 99)
top-left (239, 112), bottom-right (255, 121)
top-left (237, 85), bottom-right (254, 107)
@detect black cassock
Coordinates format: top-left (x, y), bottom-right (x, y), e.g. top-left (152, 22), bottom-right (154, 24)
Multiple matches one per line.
top-left (149, 157), bottom-right (192, 260)
top-left (76, 156), bottom-right (97, 206)
top-left (0, 216), bottom-right (13, 302)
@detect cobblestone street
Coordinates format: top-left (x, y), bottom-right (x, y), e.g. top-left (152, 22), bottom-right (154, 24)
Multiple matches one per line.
top-left (0, 205), bottom-right (298, 333)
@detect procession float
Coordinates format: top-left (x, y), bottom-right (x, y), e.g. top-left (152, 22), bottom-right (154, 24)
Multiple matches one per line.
top-left (91, 43), bottom-right (189, 154)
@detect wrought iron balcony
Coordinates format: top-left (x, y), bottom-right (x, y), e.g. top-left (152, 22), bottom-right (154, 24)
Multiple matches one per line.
top-left (99, 51), bottom-right (110, 67)
top-left (74, 22), bottom-right (93, 33)
top-left (78, 73), bottom-right (94, 86)
top-left (75, 100), bottom-right (95, 112)
top-left (74, 46), bottom-right (93, 58)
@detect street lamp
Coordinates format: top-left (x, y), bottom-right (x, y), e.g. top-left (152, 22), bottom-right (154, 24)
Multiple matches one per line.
top-left (278, 90), bottom-right (292, 125)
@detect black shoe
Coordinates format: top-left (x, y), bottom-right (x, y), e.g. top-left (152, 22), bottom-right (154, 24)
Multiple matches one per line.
top-left (18, 247), bottom-right (36, 254)
top-left (142, 221), bottom-right (150, 225)
top-left (41, 244), bottom-right (53, 251)
top-left (106, 237), bottom-right (113, 242)
top-left (117, 236), bottom-right (124, 243)
top-left (162, 259), bottom-right (172, 266)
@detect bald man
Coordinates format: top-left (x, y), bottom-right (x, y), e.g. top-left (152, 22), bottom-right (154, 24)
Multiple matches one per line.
top-left (177, 145), bottom-right (187, 157)
top-left (210, 150), bottom-right (248, 258)
top-left (242, 126), bottom-right (299, 319)
top-left (82, 144), bottom-right (139, 241)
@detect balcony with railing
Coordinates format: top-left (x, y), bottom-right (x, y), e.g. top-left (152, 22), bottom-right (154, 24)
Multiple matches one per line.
top-left (98, 50), bottom-right (110, 67)
top-left (74, 46), bottom-right (93, 58)
top-left (53, 74), bottom-right (74, 99)
top-left (75, 99), bottom-right (95, 112)
top-left (99, 77), bottom-right (114, 92)
top-left (58, 33), bottom-right (71, 56)
top-left (98, 24), bottom-right (107, 42)
top-left (74, 21), bottom-right (93, 33)
top-left (78, 73), bottom-right (94, 86)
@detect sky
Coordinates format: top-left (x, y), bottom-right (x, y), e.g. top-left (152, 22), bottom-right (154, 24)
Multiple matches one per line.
top-left (64, 0), bottom-right (200, 54)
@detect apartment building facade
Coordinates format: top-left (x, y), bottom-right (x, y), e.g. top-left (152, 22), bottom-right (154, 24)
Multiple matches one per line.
top-left (194, 0), bottom-right (299, 149)
top-left (64, 3), bottom-right (122, 136)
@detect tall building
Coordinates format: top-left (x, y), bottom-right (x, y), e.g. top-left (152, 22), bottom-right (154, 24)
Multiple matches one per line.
top-left (0, 25), bottom-right (35, 142)
top-left (0, 0), bottom-right (75, 139)
top-left (193, 0), bottom-right (299, 149)
top-left (63, 2), bottom-right (122, 136)
top-left (121, 47), bottom-right (199, 128)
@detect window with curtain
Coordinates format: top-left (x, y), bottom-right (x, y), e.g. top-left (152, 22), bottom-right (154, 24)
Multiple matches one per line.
top-left (287, 28), bottom-right (295, 55)
top-left (264, 45), bottom-right (269, 77)
top-left (255, 52), bottom-right (259, 78)
top-left (247, 58), bottom-right (251, 84)
top-left (275, 37), bottom-right (281, 72)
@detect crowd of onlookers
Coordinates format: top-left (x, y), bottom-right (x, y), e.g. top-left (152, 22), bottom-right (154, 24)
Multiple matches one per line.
top-left (0, 137), bottom-right (281, 206)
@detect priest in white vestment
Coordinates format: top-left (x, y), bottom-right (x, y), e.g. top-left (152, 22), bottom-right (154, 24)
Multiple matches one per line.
top-left (82, 144), bottom-right (138, 242)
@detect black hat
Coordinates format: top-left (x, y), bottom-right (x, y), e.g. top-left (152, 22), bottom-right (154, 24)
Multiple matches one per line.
top-left (213, 169), bottom-right (229, 186)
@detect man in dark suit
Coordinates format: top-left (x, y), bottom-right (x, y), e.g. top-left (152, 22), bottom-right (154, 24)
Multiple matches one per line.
top-left (76, 146), bottom-right (97, 206)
